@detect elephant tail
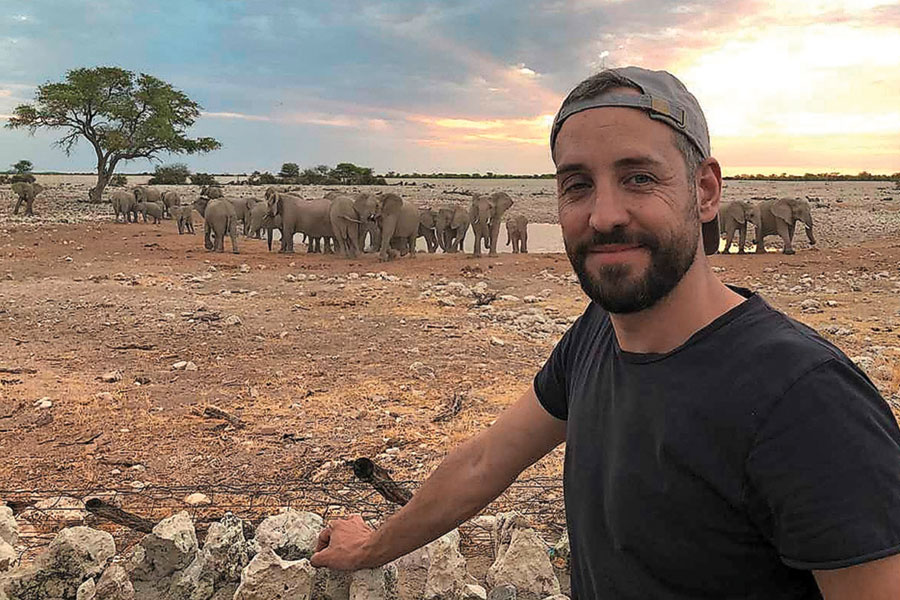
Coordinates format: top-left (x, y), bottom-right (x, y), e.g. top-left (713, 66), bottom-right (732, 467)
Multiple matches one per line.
top-left (506, 230), bottom-right (511, 246)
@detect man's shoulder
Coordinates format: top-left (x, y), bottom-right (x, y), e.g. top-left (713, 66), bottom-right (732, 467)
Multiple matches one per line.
top-left (724, 294), bottom-right (861, 395)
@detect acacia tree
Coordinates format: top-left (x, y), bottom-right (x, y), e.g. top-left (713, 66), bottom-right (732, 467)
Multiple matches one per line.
top-left (6, 66), bottom-right (221, 202)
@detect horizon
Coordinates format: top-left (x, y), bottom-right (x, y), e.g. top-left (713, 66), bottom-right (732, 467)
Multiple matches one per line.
top-left (2, 1), bottom-right (899, 177)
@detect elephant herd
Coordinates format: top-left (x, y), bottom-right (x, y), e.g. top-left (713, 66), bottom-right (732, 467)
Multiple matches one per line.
top-left (106, 184), bottom-right (530, 260)
top-left (718, 197), bottom-right (816, 255)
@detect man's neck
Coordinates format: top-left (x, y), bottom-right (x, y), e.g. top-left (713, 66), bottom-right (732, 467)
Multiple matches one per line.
top-left (609, 256), bottom-right (746, 354)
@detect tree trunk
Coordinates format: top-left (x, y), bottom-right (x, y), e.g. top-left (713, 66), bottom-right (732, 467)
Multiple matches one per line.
top-left (89, 172), bottom-right (110, 204)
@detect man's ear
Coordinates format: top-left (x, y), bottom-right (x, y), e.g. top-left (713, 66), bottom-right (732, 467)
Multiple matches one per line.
top-left (696, 157), bottom-right (722, 224)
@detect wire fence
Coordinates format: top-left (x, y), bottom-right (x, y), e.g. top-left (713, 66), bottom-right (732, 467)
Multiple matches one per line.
top-left (1, 476), bottom-right (565, 565)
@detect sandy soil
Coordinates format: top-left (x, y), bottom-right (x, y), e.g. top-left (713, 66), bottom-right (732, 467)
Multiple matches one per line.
top-left (1, 178), bottom-right (899, 542)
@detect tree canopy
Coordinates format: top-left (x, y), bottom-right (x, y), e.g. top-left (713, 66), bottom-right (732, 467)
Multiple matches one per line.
top-left (11, 160), bottom-right (33, 174)
top-left (6, 66), bottom-right (221, 201)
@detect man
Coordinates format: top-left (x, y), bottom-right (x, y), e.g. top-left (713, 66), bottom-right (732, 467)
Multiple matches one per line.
top-left (311, 67), bottom-right (900, 598)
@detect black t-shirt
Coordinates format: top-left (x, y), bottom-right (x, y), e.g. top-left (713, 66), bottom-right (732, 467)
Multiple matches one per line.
top-left (534, 287), bottom-right (900, 599)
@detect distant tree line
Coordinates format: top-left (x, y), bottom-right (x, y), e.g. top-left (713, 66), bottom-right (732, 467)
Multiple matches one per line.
top-left (383, 171), bottom-right (555, 179)
top-left (725, 171), bottom-right (900, 181)
top-left (240, 162), bottom-right (387, 186)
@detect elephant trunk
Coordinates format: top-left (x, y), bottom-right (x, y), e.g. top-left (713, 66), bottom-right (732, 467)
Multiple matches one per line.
top-left (805, 222), bottom-right (816, 245)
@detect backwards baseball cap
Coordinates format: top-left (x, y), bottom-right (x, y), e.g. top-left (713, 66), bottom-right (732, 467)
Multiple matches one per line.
top-left (550, 66), bottom-right (720, 255)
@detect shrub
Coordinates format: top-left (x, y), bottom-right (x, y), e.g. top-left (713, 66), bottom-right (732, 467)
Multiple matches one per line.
top-left (190, 172), bottom-right (218, 186)
top-left (10, 173), bottom-right (36, 184)
top-left (148, 163), bottom-right (190, 185)
top-left (109, 174), bottom-right (128, 187)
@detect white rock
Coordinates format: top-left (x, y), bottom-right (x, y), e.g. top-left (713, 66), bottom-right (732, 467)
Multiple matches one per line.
top-left (34, 397), bottom-right (53, 409)
top-left (132, 511), bottom-right (198, 582)
top-left (76, 578), bottom-right (96, 600)
top-left (851, 356), bottom-right (875, 372)
top-left (251, 510), bottom-right (323, 560)
top-left (499, 295), bottom-right (520, 302)
top-left (27, 496), bottom-right (89, 525)
top-left (100, 370), bottom-right (122, 383)
top-left (523, 295), bottom-right (539, 304)
top-left (183, 493), bottom-right (211, 507)
top-left (170, 513), bottom-right (250, 599)
top-left (239, 264), bottom-right (250, 273)
top-left (93, 564), bottom-right (135, 600)
top-left (490, 337), bottom-right (506, 346)
top-left (233, 550), bottom-right (314, 600)
top-left (224, 315), bottom-right (242, 326)
top-left (285, 274), bottom-right (296, 282)
top-left (0, 538), bottom-right (16, 573)
top-left (3, 526), bottom-right (115, 600)
top-left (487, 528), bottom-right (561, 599)
top-left (171, 361), bottom-right (188, 371)
top-left (424, 529), bottom-right (475, 600)
top-left (462, 583), bottom-right (488, 599)
top-left (184, 361), bottom-right (198, 371)
top-left (350, 567), bottom-right (385, 600)
top-left (0, 504), bottom-right (18, 547)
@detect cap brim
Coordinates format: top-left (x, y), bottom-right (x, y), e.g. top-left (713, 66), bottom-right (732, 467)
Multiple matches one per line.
top-left (702, 215), bottom-right (720, 255)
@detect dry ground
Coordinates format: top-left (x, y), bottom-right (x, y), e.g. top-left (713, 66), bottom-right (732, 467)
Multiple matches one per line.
top-left (1, 178), bottom-right (899, 505)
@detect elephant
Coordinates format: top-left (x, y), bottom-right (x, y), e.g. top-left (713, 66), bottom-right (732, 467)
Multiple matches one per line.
top-left (750, 197), bottom-right (816, 255)
top-left (329, 193), bottom-right (378, 258)
top-left (110, 189), bottom-right (138, 223)
top-left (470, 192), bottom-right (514, 257)
top-left (136, 201), bottom-right (163, 224)
top-left (159, 190), bottom-right (181, 218)
top-left (418, 207), bottom-right (439, 253)
top-left (228, 197), bottom-right (258, 236)
top-left (373, 193), bottom-right (419, 261)
top-left (11, 182), bottom-right (44, 216)
top-left (200, 185), bottom-right (224, 200)
top-left (175, 205), bottom-right (194, 234)
top-left (718, 200), bottom-right (753, 254)
top-left (247, 202), bottom-right (269, 239)
top-left (265, 188), bottom-right (333, 254)
top-left (505, 214), bottom-right (528, 253)
top-left (133, 186), bottom-right (163, 210)
top-left (435, 205), bottom-right (470, 253)
top-left (203, 198), bottom-right (239, 253)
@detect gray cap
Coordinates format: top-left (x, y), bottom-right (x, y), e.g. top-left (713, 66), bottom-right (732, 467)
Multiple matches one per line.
top-left (550, 66), bottom-right (719, 254)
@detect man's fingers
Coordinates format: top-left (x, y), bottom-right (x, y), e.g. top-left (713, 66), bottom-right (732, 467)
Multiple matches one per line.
top-left (315, 526), bottom-right (332, 552)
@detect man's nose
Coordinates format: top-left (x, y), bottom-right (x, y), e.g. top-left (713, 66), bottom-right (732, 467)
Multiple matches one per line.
top-left (587, 185), bottom-right (630, 232)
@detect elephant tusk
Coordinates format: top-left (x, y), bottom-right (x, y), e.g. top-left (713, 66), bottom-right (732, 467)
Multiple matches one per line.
top-left (341, 216), bottom-right (363, 223)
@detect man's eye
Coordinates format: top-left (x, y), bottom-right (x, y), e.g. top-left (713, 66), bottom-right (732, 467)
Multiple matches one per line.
top-left (562, 180), bottom-right (590, 194)
top-left (626, 173), bottom-right (654, 185)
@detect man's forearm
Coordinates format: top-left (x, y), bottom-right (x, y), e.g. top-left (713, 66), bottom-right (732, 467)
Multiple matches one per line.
top-left (361, 432), bottom-right (514, 567)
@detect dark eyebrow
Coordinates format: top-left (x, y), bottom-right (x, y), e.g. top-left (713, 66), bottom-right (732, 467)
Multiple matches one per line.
top-left (613, 155), bottom-right (667, 170)
top-left (556, 155), bottom-right (668, 177)
top-left (555, 162), bottom-right (588, 177)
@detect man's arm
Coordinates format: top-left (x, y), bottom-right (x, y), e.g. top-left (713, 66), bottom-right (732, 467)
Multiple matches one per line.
top-left (310, 385), bottom-right (566, 570)
top-left (814, 553), bottom-right (900, 599)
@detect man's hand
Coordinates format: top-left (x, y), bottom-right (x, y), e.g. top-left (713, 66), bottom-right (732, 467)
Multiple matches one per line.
top-left (310, 515), bottom-right (378, 571)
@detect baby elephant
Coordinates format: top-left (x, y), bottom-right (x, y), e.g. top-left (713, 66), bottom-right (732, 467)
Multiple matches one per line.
top-left (136, 201), bottom-right (163, 224)
top-left (506, 214), bottom-right (528, 253)
top-left (175, 205), bottom-right (194, 234)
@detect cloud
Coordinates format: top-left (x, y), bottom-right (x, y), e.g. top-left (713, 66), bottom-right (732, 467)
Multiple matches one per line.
top-left (202, 111), bottom-right (272, 122)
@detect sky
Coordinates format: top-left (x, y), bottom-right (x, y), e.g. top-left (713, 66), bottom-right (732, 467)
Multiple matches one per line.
top-left (1, 0), bottom-right (899, 176)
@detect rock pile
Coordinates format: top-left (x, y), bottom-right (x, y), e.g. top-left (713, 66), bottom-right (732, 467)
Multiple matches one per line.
top-left (0, 503), bottom-right (570, 600)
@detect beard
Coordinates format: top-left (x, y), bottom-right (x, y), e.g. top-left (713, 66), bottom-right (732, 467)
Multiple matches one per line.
top-left (565, 203), bottom-right (700, 314)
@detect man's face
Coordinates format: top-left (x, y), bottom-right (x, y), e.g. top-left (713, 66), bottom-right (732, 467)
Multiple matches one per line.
top-left (554, 102), bottom-right (701, 314)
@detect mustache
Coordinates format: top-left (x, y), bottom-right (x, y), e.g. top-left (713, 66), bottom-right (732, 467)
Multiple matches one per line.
top-left (571, 227), bottom-right (659, 254)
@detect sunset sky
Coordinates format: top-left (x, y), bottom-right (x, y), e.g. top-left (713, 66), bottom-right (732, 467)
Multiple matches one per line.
top-left (1, 0), bottom-right (899, 176)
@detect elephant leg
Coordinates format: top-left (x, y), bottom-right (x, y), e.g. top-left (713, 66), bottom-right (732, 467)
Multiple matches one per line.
top-left (488, 221), bottom-right (502, 256)
top-left (738, 225), bottom-right (746, 254)
top-left (407, 234), bottom-right (417, 257)
top-left (348, 223), bottom-right (360, 258)
top-left (282, 226), bottom-right (293, 253)
top-left (805, 225), bottom-right (816, 245)
top-left (204, 223), bottom-right (214, 250)
top-left (778, 220), bottom-right (794, 254)
top-left (723, 224), bottom-right (735, 254)
top-left (379, 219), bottom-right (398, 261)
top-left (229, 221), bottom-right (239, 254)
top-left (522, 231), bottom-right (527, 253)
top-left (472, 228), bottom-right (483, 257)
top-left (13, 196), bottom-right (24, 215)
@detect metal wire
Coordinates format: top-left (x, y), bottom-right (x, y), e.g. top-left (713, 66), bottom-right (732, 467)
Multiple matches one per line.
top-left (1, 476), bottom-right (565, 565)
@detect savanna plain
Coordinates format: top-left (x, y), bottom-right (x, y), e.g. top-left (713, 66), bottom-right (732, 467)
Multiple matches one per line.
top-left (2, 176), bottom-right (900, 545)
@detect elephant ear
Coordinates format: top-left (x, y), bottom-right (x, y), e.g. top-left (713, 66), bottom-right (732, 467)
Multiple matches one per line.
top-left (354, 194), bottom-right (373, 219)
top-left (771, 199), bottom-right (793, 223)
top-left (726, 203), bottom-right (745, 223)
top-left (452, 207), bottom-right (469, 228)
top-left (381, 193), bottom-right (403, 216)
top-left (490, 192), bottom-right (514, 217)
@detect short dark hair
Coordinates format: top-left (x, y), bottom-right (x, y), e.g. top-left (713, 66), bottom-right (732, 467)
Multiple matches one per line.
top-left (558, 70), bottom-right (704, 180)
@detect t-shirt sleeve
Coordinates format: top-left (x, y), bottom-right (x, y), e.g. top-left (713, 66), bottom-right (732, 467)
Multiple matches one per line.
top-left (533, 308), bottom-right (590, 421)
top-left (745, 358), bottom-right (900, 570)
